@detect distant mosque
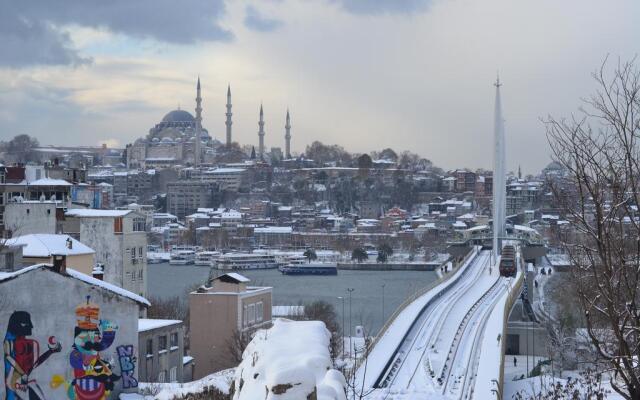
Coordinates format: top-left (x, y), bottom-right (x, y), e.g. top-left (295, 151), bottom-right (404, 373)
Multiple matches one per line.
top-left (127, 78), bottom-right (215, 169)
top-left (126, 77), bottom-right (293, 169)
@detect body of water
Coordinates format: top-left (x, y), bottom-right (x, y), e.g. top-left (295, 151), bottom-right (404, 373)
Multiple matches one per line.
top-left (147, 262), bottom-right (439, 334)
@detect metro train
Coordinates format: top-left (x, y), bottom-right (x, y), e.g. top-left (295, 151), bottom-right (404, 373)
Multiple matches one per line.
top-left (499, 245), bottom-right (517, 277)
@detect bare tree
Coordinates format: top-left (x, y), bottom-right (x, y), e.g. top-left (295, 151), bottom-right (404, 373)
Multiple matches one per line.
top-left (545, 57), bottom-right (640, 399)
top-left (225, 329), bottom-right (253, 365)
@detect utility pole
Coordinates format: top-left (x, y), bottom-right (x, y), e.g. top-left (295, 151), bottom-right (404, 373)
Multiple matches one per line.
top-left (338, 296), bottom-right (345, 358)
top-left (381, 283), bottom-right (386, 324)
top-left (347, 288), bottom-right (355, 360)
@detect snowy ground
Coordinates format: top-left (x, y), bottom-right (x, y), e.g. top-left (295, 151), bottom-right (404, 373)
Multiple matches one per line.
top-left (503, 355), bottom-right (547, 381)
top-left (120, 368), bottom-right (234, 400)
top-left (504, 374), bottom-right (626, 400)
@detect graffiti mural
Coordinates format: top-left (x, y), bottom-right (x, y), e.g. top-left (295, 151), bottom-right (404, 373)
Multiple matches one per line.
top-left (52, 296), bottom-right (120, 400)
top-left (3, 311), bottom-right (62, 400)
top-left (116, 345), bottom-right (138, 389)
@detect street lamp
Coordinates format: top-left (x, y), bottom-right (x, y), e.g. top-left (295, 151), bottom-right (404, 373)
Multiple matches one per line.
top-left (347, 288), bottom-right (355, 359)
top-left (381, 283), bottom-right (386, 323)
top-left (338, 296), bottom-right (345, 358)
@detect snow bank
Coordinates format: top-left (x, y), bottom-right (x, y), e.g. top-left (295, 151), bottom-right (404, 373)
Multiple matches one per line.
top-left (232, 319), bottom-right (346, 400)
top-left (122, 368), bottom-right (234, 400)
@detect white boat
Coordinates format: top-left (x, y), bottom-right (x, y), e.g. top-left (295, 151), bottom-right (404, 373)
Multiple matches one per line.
top-left (194, 251), bottom-right (221, 266)
top-left (170, 250), bottom-right (196, 265)
top-left (216, 253), bottom-right (280, 270)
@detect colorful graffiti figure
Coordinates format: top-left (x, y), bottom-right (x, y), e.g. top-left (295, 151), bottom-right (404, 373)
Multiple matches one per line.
top-left (3, 311), bottom-right (62, 400)
top-left (116, 345), bottom-right (137, 389)
top-left (63, 296), bottom-right (120, 400)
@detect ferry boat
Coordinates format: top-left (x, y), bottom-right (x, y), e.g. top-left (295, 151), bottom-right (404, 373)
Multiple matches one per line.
top-left (194, 251), bottom-right (221, 266)
top-left (278, 263), bottom-right (338, 276)
top-left (216, 253), bottom-right (280, 270)
top-left (169, 250), bottom-right (196, 265)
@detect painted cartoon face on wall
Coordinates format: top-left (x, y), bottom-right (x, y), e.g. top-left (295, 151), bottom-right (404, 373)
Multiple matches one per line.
top-left (4, 311), bottom-right (62, 400)
top-left (52, 296), bottom-right (121, 400)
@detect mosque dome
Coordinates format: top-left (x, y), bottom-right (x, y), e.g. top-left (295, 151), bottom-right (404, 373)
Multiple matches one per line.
top-left (162, 109), bottom-right (195, 123)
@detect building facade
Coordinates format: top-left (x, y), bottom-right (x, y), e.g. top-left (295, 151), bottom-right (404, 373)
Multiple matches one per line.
top-left (0, 263), bottom-right (148, 400)
top-left (62, 209), bottom-right (148, 298)
top-left (138, 319), bottom-right (185, 383)
top-left (189, 273), bottom-right (272, 378)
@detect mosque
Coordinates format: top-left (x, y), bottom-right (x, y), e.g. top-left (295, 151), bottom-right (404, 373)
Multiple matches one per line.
top-left (126, 77), bottom-right (293, 169)
top-left (126, 78), bottom-right (217, 169)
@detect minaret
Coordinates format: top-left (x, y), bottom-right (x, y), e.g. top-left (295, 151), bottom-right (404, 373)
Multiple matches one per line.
top-left (492, 75), bottom-right (506, 258)
top-left (225, 84), bottom-right (232, 147)
top-left (284, 109), bottom-right (291, 159)
top-left (194, 77), bottom-right (202, 168)
top-left (258, 104), bottom-right (265, 160)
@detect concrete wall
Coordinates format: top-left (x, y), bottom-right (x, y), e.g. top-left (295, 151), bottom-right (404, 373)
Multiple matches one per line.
top-left (506, 323), bottom-right (548, 358)
top-left (21, 254), bottom-right (94, 276)
top-left (138, 324), bottom-right (184, 383)
top-left (76, 215), bottom-right (147, 298)
top-left (4, 202), bottom-right (57, 235)
top-left (0, 267), bottom-right (141, 400)
top-left (79, 217), bottom-right (124, 287)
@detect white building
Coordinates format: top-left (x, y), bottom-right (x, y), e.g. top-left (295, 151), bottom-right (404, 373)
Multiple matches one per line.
top-left (4, 200), bottom-right (59, 235)
top-left (62, 209), bottom-right (148, 298)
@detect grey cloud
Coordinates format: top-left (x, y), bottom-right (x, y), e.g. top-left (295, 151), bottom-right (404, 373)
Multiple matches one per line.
top-left (244, 5), bottom-right (284, 32)
top-left (332, 0), bottom-right (430, 15)
top-left (0, 14), bottom-right (91, 67)
top-left (0, 0), bottom-right (232, 67)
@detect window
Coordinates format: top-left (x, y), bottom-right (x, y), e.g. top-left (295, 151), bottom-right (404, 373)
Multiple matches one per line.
top-left (243, 305), bottom-right (248, 327)
top-left (170, 332), bottom-right (178, 348)
top-left (159, 335), bottom-right (167, 351)
top-left (138, 269), bottom-right (143, 280)
top-left (158, 370), bottom-right (166, 383)
top-left (139, 246), bottom-right (144, 259)
top-left (133, 217), bottom-right (146, 232)
top-left (256, 302), bottom-right (264, 323)
top-left (114, 217), bottom-right (123, 234)
top-left (248, 303), bottom-right (255, 325)
top-left (169, 367), bottom-right (177, 383)
top-left (146, 338), bottom-right (153, 356)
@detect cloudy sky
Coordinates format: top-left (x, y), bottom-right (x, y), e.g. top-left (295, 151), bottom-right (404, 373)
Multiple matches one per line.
top-left (1, 0), bottom-right (638, 174)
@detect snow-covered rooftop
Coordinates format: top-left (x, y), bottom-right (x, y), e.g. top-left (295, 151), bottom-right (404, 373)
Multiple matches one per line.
top-left (0, 265), bottom-right (150, 306)
top-left (223, 272), bottom-right (250, 283)
top-left (8, 234), bottom-right (94, 257)
top-left (66, 209), bottom-right (132, 217)
top-left (254, 226), bottom-right (293, 234)
top-left (138, 318), bottom-right (182, 332)
top-left (28, 178), bottom-right (72, 186)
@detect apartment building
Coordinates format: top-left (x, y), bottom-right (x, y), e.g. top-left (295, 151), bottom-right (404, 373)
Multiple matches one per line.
top-left (62, 209), bottom-right (148, 298)
top-left (166, 181), bottom-right (219, 220)
top-left (189, 273), bottom-right (272, 378)
top-left (138, 319), bottom-right (185, 383)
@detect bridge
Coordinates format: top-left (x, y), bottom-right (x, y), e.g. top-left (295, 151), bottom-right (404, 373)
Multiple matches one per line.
top-left (353, 247), bottom-right (524, 399)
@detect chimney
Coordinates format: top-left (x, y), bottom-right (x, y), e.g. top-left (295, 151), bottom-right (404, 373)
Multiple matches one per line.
top-left (66, 237), bottom-right (73, 249)
top-left (92, 264), bottom-right (104, 281)
top-left (51, 254), bottom-right (67, 273)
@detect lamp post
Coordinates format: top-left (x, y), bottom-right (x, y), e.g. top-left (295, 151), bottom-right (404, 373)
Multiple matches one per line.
top-left (347, 288), bottom-right (355, 359)
top-left (338, 296), bottom-right (345, 358)
top-left (381, 283), bottom-right (386, 324)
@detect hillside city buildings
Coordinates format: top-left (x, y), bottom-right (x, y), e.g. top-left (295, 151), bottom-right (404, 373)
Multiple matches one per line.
top-left (0, 76), bottom-right (576, 393)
